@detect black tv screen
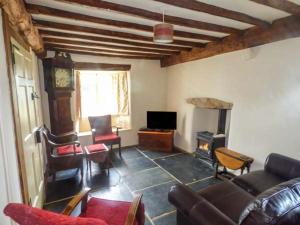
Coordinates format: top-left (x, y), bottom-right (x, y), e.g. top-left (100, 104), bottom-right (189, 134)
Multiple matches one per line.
top-left (147, 111), bottom-right (177, 130)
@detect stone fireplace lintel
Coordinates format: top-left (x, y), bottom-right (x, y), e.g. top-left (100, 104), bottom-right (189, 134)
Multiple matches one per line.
top-left (187, 97), bottom-right (233, 110)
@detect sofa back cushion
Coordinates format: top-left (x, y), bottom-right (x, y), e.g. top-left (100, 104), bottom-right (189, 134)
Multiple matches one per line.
top-left (265, 153), bottom-right (300, 180)
top-left (239, 178), bottom-right (300, 225)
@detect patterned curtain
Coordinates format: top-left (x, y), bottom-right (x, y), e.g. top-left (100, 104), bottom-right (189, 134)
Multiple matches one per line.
top-left (75, 70), bottom-right (130, 132)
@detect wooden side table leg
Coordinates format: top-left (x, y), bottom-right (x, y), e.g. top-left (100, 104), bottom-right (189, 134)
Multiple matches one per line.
top-left (214, 162), bottom-right (219, 178)
top-left (246, 164), bottom-right (251, 173)
top-left (241, 166), bottom-right (245, 175)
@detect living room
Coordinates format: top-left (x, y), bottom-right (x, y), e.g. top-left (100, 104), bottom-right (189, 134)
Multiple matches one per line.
top-left (1, 1), bottom-right (300, 225)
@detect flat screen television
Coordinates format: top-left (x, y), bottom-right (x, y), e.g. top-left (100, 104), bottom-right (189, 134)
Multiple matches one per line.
top-left (147, 111), bottom-right (177, 130)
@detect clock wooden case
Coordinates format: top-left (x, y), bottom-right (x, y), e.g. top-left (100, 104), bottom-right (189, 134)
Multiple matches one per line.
top-left (43, 52), bottom-right (75, 135)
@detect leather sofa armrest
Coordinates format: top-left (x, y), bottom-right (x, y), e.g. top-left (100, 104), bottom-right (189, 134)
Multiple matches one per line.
top-left (265, 153), bottom-right (300, 179)
top-left (190, 201), bottom-right (237, 225)
top-left (168, 183), bottom-right (237, 225)
top-left (168, 184), bottom-right (202, 216)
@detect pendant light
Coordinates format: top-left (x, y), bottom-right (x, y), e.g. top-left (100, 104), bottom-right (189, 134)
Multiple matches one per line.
top-left (153, 10), bottom-right (174, 44)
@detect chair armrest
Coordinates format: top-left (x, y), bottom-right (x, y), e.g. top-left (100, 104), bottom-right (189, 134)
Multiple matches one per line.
top-left (189, 201), bottom-right (237, 225)
top-left (168, 184), bottom-right (236, 225)
top-left (168, 183), bottom-right (202, 216)
top-left (125, 194), bottom-right (143, 225)
top-left (48, 132), bottom-right (78, 143)
top-left (112, 126), bottom-right (122, 135)
top-left (48, 139), bottom-right (81, 147)
top-left (62, 188), bottom-right (91, 216)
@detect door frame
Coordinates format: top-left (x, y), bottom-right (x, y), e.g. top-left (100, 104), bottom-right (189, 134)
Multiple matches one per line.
top-left (2, 11), bottom-right (43, 205)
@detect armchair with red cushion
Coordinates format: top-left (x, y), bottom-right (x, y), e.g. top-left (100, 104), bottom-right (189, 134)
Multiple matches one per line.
top-left (88, 115), bottom-right (122, 158)
top-left (41, 127), bottom-right (84, 183)
top-left (4, 188), bottom-right (145, 225)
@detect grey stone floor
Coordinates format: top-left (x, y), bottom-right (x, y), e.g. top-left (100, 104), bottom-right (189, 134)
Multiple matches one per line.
top-left (44, 147), bottom-right (221, 225)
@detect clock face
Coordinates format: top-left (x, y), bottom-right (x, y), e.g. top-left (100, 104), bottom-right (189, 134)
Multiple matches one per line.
top-left (54, 68), bottom-right (72, 88)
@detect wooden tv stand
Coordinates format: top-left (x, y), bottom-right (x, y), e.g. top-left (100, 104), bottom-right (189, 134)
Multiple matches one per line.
top-left (138, 129), bottom-right (174, 152)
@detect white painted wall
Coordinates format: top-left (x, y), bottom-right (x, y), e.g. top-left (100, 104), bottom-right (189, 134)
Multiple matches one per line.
top-left (166, 37), bottom-right (300, 170)
top-left (0, 10), bottom-right (22, 225)
top-left (39, 53), bottom-right (167, 147)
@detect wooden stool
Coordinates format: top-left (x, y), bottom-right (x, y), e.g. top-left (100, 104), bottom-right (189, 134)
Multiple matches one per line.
top-left (84, 144), bottom-right (110, 177)
top-left (214, 147), bottom-right (254, 180)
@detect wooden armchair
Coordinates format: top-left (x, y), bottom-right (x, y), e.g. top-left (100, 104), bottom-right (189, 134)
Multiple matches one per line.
top-left (4, 188), bottom-right (145, 225)
top-left (62, 188), bottom-right (144, 225)
top-left (88, 115), bottom-right (122, 157)
top-left (41, 127), bottom-right (84, 183)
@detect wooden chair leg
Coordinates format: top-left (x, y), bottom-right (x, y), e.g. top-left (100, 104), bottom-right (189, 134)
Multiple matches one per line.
top-left (52, 172), bottom-right (56, 182)
top-left (89, 160), bottom-right (92, 178)
top-left (119, 142), bottom-right (122, 158)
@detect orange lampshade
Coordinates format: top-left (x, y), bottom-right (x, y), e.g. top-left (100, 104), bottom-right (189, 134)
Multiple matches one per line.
top-left (153, 23), bottom-right (174, 43)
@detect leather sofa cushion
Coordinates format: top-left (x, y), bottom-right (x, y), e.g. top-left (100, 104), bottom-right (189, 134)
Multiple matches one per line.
top-left (198, 181), bottom-right (254, 223)
top-left (232, 170), bottom-right (286, 196)
top-left (239, 178), bottom-right (300, 225)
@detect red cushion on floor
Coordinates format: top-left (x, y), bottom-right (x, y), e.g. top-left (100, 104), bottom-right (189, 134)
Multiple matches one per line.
top-left (4, 203), bottom-right (107, 225)
top-left (87, 144), bottom-right (108, 153)
top-left (57, 145), bottom-right (83, 155)
top-left (80, 197), bottom-right (144, 225)
top-left (95, 133), bottom-right (120, 143)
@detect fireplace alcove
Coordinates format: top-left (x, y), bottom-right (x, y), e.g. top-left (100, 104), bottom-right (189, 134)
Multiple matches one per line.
top-left (187, 98), bottom-right (233, 165)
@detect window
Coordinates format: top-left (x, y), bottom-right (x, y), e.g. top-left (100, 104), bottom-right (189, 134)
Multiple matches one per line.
top-left (76, 70), bottom-right (131, 132)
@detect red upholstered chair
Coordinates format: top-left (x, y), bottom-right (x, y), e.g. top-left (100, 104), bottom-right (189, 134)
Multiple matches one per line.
top-left (41, 127), bottom-right (84, 183)
top-left (4, 188), bottom-right (145, 225)
top-left (88, 115), bottom-right (122, 157)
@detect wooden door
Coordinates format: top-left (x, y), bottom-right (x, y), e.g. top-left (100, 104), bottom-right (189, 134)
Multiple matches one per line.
top-left (11, 38), bottom-right (44, 207)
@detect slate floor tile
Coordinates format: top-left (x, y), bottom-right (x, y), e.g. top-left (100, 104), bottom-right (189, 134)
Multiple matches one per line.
top-left (45, 172), bottom-right (83, 203)
top-left (43, 199), bottom-right (70, 213)
top-left (90, 182), bottom-right (133, 202)
top-left (113, 156), bottom-right (157, 176)
top-left (154, 154), bottom-right (214, 184)
top-left (134, 181), bottom-right (178, 219)
top-left (117, 147), bottom-right (144, 160)
top-left (153, 211), bottom-right (177, 225)
top-left (86, 168), bottom-right (122, 191)
top-left (124, 167), bottom-right (174, 191)
top-left (140, 149), bottom-right (181, 160)
top-left (187, 177), bottom-right (222, 192)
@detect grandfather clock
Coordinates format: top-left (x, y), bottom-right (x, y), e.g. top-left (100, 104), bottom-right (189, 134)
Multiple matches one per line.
top-left (43, 52), bottom-right (75, 135)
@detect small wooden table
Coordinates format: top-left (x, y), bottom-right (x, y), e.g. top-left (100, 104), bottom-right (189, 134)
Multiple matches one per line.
top-left (84, 143), bottom-right (110, 177)
top-left (214, 147), bottom-right (254, 179)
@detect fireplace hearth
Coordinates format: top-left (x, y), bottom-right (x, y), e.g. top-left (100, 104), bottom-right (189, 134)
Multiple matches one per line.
top-left (186, 97), bottom-right (233, 165)
top-left (196, 131), bottom-right (225, 165)
top-left (196, 109), bottom-right (228, 165)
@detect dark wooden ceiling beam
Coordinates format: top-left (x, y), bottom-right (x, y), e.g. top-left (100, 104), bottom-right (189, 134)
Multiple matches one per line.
top-left (27, 3), bottom-right (220, 42)
top-left (43, 37), bottom-right (176, 55)
top-left (39, 30), bottom-right (190, 51)
top-left (161, 16), bottom-right (300, 67)
top-left (35, 20), bottom-right (205, 48)
top-left (44, 43), bottom-right (166, 57)
top-left (46, 47), bottom-right (162, 60)
top-left (153, 0), bottom-right (269, 27)
top-left (59, 0), bottom-right (240, 34)
top-left (250, 0), bottom-right (300, 15)
top-left (74, 62), bottom-right (131, 71)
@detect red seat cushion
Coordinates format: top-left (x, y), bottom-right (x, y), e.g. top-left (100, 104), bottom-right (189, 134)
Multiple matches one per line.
top-left (86, 144), bottom-right (108, 153)
top-left (80, 197), bottom-right (144, 225)
top-left (57, 145), bottom-right (83, 155)
top-left (4, 203), bottom-right (107, 225)
top-left (95, 134), bottom-right (120, 143)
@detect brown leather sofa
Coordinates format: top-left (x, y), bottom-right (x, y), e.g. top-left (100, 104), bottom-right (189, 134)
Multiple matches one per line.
top-left (168, 153), bottom-right (300, 225)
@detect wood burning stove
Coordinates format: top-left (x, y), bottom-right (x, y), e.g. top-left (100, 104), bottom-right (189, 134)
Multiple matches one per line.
top-left (196, 109), bottom-right (227, 165)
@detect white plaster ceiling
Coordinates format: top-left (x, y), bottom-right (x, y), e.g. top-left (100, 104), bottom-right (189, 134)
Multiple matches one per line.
top-left (26, 0), bottom-right (293, 41)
